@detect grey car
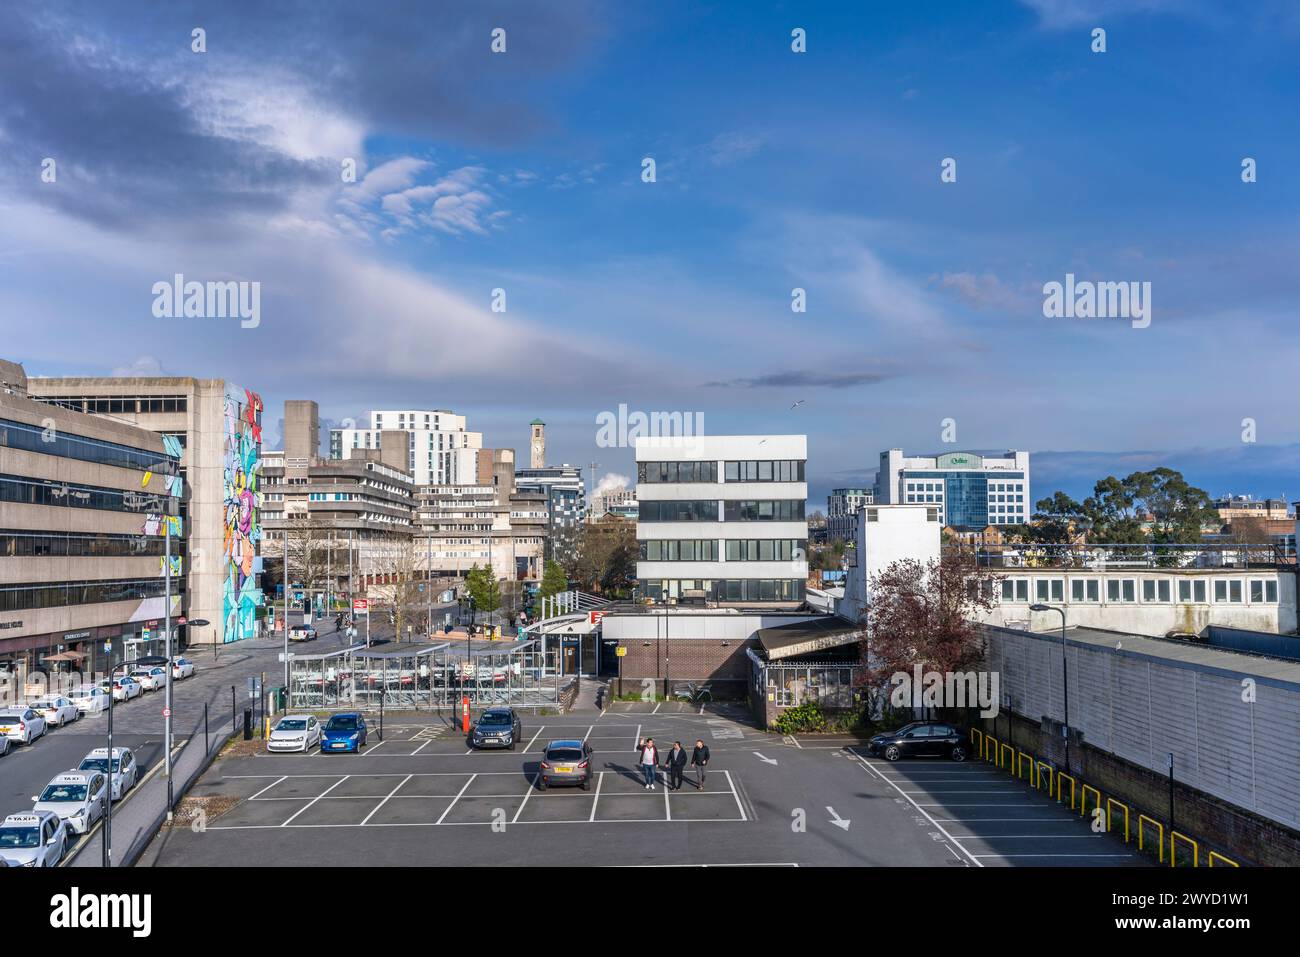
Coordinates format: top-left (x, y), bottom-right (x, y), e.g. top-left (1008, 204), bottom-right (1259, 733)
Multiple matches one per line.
top-left (537, 740), bottom-right (593, 790)
top-left (470, 707), bottom-right (522, 750)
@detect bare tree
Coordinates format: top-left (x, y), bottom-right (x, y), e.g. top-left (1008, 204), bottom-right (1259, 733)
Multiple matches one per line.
top-left (284, 513), bottom-right (329, 607)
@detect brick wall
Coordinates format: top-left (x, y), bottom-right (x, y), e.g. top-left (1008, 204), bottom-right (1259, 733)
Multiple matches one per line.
top-left (977, 709), bottom-right (1300, 866)
top-left (615, 638), bottom-right (753, 698)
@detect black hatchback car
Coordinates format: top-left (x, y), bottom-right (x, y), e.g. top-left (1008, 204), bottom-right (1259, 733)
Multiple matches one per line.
top-left (867, 722), bottom-right (968, 762)
top-left (470, 707), bottom-right (523, 750)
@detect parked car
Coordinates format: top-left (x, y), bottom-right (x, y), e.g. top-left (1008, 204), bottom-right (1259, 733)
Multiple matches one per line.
top-left (30, 695), bottom-right (79, 728)
top-left (69, 684), bottom-right (111, 715)
top-left (128, 667), bottom-right (165, 692)
top-left (866, 722), bottom-right (968, 762)
top-left (289, 624), bottom-right (318, 643)
top-left (102, 677), bottom-right (142, 702)
top-left (320, 712), bottom-right (367, 753)
top-left (77, 747), bottom-right (139, 801)
top-left (171, 657), bottom-right (195, 679)
top-left (268, 715), bottom-right (322, 753)
top-left (470, 707), bottom-right (522, 750)
top-left (0, 707), bottom-right (47, 745)
top-left (0, 735), bottom-right (9, 758)
top-left (32, 770), bottom-right (107, 834)
top-left (0, 812), bottom-right (67, 867)
top-left (537, 740), bottom-right (594, 790)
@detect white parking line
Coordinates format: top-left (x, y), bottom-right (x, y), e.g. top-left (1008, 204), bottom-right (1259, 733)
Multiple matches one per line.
top-left (722, 770), bottom-right (746, 822)
top-left (632, 724), bottom-right (641, 749)
top-left (971, 853), bottom-right (1133, 859)
top-left (435, 773), bottom-right (478, 825)
top-left (588, 771), bottom-right (604, 822)
top-left (361, 774), bottom-right (412, 826)
top-left (522, 725), bottom-right (544, 752)
top-left (248, 776), bottom-right (288, 800)
top-left (367, 740), bottom-right (386, 753)
top-left (511, 776), bottom-right (537, 824)
top-left (664, 779), bottom-right (671, 820)
top-left (583, 724), bottom-right (594, 742)
top-left (852, 756), bottom-right (982, 867)
top-left (652, 703), bottom-right (661, 714)
top-left (281, 776), bottom-right (349, 826)
top-left (411, 741), bottom-right (430, 756)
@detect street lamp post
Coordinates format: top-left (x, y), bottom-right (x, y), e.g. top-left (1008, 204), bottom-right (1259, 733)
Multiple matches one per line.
top-left (1030, 602), bottom-right (1070, 772)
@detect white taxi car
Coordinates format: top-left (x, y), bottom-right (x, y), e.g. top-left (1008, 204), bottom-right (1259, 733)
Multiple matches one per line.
top-left (128, 667), bottom-right (165, 692)
top-left (171, 657), bottom-right (195, 679)
top-left (0, 812), bottom-right (67, 867)
top-left (70, 684), bottom-right (111, 715)
top-left (31, 695), bottom-right (80, 728)
top-left (267, 714), bottom-right (322, 752)
top-left (0, 707), bottom-right (47, 745)
top-left (32, 770), bottom-right (107, 834)
top-left (78, 747), bottom-right (140, 801)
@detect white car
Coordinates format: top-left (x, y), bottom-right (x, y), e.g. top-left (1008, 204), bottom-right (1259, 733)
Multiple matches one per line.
top-left (78, 747), bottom-right (139, 801)
top-left (128, 668), bottom-right (165, 692)
top-left (171, 657), bottom-right (195, 679)
top-left (0, 735), bottom-right (9, 758)
top-left (32, 770), bottom-right (107, 835)
top-left (70, 684), bottom-right (111, 715)
top-left (267, 714), bottom-right (322, 752)
top-left (30, 695), bottom-right (80, 728)
top-left (103, 677), bottom-right (142, 701)
top-left (0, 812), bottom-right (67, 867)
top-left (0, 708), bottom-right (47, 745)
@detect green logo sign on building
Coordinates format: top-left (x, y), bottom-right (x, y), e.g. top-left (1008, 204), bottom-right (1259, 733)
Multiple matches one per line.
top-left (936, 452), bottom-right (984, 469)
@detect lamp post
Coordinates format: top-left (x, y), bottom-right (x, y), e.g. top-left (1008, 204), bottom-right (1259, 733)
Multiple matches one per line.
top-left (1030, 602), bottom-right (1070, 772)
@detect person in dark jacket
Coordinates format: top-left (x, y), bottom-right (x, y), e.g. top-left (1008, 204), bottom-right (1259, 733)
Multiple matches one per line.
top-left (665, 741), bottom-right (688, 790)
top-left (690, 739), bottom-right (710, 790)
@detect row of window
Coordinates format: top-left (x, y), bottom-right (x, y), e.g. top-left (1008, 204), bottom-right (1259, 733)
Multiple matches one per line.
top-left (0, 475), bottom-right (177, 515)
top-left (0, 577), bottom-right (183, 613)
top-left (725, 460), bottom-right (804, 483)
top-left (637, 539), bottom-right (808, 562)
top-left (1000, 577), bottom-right (1280, 604)
top-left (640, 579), bottom-right (806, 602)
top-left (37, 396), bottom-right (188, 416)
top-left (0, 530), bottom-right (173, 559)
top-left (723, 500), bottom-right (806, 522)
top-left (1, 417), bottom-right (179, 476)
top-left (635, 460), bottom-right (806, 484)
top-left (638, 461), bottom-right (719, 484)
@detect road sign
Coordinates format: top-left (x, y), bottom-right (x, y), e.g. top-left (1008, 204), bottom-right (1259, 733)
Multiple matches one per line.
top-left (353, 598), bottom-right (370, 614)
top-left (615, 646), bottom-right (627, 658)
top-left (278, 653), bottom-right (296, 663)
top-left (162, 708), bottom-right (171, 718)
top-left (589, 610), bottom-right (606, 625)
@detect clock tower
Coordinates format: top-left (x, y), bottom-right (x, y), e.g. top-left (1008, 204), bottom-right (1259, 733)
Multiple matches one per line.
top-left (529, 419), bottom-right (545, 469)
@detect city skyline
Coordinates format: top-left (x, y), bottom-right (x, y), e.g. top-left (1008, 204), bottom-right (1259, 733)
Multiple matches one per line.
top-left (4, 1), bottom-right (1298, 510)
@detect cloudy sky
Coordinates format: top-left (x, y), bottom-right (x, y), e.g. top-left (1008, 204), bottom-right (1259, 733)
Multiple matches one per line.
top-left (2, 0), bottom-right (1299, 506)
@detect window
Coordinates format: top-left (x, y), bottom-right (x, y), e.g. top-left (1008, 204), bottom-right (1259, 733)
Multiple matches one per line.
top-left (1230, 580), bottom-right (1243, 603)
top-left (1036, 579), bottom-right (1063, 602)
top-left (1107, 579), bottom-right (1136, 602)
top-left (638, 461), bottom-right (718, 484)
top-left (1, 417), bottom-right (179, 475)
top-left (722, 461), bottom-right (805, 483)
top-left (1001, 578), bottom-right (1029, 602)
top-left (638, 500), bottom-right (717, 522)
top-left (1071, 579), bottom-right (1099, 602)
top-left (1143, 580), bottom-right (1171, 602)
top-left (1214, 580), bottom-right (1227, 602)
top-left (722, 500), bottom-right (805, 522)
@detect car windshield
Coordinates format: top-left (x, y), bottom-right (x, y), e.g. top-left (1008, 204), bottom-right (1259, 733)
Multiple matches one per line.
top-left (79, 758), bottom-right (121, 773)
top-left (326, 716), bottom-right (358, 730)
top-left (277, 720), bottom-right (307, 731)
top-left (479, 713), bottom-right (511, 725)
top-left (0, 714), bottom-right (20, 723)
top-left (39, 784), bottom-right (87, 802)
top-left (0, 827), bottom-right (40, 849)
top-left (547, 748), bottom-right (584, 761)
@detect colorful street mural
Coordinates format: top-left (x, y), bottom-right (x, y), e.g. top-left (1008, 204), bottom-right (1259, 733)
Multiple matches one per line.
top-left (223, 387), bottom-right (264, 642)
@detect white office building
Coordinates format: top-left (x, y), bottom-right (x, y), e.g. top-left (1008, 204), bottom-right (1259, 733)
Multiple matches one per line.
top-left (330, 410), bottom-right (482, 487)
top-left (875, 449), bottom-right (1031, 529)
top-left (636, 434), bottom-right (808, 605)
top-left (827, 487), bottom-right (874, 541)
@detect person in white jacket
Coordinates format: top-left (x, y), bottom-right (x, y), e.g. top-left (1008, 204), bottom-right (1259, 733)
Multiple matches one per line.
top-left (637, 737), bottom-right (659, 789)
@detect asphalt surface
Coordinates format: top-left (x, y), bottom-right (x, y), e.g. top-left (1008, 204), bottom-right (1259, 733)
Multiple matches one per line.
top-left (139, 702), bottom-right (1147, 867)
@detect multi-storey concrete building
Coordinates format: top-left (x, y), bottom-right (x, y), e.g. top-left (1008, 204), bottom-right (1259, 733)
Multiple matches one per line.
top-left (329, 409), bottom-right (482, 487)
top-left (827, 486), bottom-right (873, 542)
top-left (875, 448), bottom-right (1030, 529)
top-left (515, 463), bottom-right (585, 559)
top-left (636, 434), bottom-right (809, 606)
top-left (1, 360), bottom-right (183, 680)
top-left (413, 484), bottom-right (546, 583)
top-left (28, 372), bottom-right (265, 648)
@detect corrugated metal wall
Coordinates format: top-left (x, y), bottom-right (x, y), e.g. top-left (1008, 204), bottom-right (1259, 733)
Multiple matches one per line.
top-left (984, 627), bottom-right (1300, 831)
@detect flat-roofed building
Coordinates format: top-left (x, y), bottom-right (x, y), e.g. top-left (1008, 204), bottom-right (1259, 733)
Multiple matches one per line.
top-left (1, 360), bottom-right (183, 680)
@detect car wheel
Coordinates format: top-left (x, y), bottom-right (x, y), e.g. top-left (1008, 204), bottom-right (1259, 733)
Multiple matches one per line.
top-left (950, 745), bottom-right (967, 762)
top-left (537, 778), bottom-right (547, 790)
top-left (884, 745), bottom-right (902, 762)
top-left (580, 778), bottom-right (590, 791)
top-left (508, 741), bottom-right (515, 751)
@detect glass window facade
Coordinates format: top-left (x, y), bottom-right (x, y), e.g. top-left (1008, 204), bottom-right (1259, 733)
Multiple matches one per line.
top-left (0, 530), bottom-right (170, 558)
top-left (722, 500), bottom-right (805, 522)
top-left (0, 577), bottom-right (183, 612)
top-left (638, 461), bottom-right (718, 483)
top-left (0, 417), bottom-right (179, 475)
top-left (638, 500), bottom-right (718, 522)
top-left (0, 475), bottom-right (177, 515)
top-left (723, 460), bottom-right (804, 482)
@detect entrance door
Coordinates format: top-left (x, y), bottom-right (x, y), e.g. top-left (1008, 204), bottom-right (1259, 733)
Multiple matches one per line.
top-left (562, 643), bottom-right (577, 675)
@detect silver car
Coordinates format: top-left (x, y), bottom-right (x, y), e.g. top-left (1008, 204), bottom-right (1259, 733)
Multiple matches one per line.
top-left (470, 708), bottom-right (522, 750)
top-left (0, 812), bottom-right (67, 867)
top-left (32, 770), bottom-right (107, 835)
top-left (537, 740), bottom-right (594, 790)
top-left (267, 714), bottom-right (322, 752)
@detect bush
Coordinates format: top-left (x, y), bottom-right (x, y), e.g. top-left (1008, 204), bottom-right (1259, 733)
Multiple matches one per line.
top-left (774, 701), bottom-right (828, 733)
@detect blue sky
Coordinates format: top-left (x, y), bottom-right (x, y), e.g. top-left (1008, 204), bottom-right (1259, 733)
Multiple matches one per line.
top-left (2, 0), bottom-right (1299, 507)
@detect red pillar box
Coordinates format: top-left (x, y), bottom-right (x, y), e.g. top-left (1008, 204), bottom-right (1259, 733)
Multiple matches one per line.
top-left (461, 696), bottom-right (471, 734)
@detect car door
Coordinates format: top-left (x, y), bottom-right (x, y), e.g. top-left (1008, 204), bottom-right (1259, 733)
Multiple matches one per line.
top-left (513, 713), bottom-right (522, 739)
top-left (358, 717), bottom-right (367, 744)
top-left (121, 751), bottom-right (136, 791)
top-left (307, 717), bottom-right (319, 746)
top-left (27, 709), bottom-right (45, 739)
top-left (898, 727), bottom-right (928, 756)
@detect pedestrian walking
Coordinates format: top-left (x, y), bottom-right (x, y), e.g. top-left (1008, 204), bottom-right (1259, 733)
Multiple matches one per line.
top-left (665, 741), bottom-right (688, 791)
top-left (637, 737), bottom-right (659, 789)
top-left (690, 739), bottom-right (710, 790)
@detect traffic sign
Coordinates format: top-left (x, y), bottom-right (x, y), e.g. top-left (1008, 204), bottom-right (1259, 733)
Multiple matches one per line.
top-left (615, 646), bottom-right (627, 658)
top-left (162, 708), bottom-right (171, 718)
top-left (353, 598), bottom-right (370, 614)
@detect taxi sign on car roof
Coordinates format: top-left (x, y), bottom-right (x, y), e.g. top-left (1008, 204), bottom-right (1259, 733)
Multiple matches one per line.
top-left (2, 813), bottom-right (42, 826)
top-left (53, 771), bottom-right (93, 784)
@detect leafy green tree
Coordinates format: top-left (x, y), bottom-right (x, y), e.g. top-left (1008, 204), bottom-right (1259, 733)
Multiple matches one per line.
top-left (464, 563), bottom-right (501, 616)
top-left (538, 559), bottom-right (568, 601)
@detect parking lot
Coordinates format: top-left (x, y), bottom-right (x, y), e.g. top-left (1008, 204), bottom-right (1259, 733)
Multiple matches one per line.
top-left (139, 705), bottom-right (1145, 867)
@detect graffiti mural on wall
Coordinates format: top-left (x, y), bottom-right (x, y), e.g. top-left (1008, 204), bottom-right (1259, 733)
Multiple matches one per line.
top-left (223, 386), bottom-right (264, 642)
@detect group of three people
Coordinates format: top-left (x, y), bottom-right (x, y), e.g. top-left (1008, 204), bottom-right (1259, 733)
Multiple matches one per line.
top-left (636, 738), bottom-right (710, 791)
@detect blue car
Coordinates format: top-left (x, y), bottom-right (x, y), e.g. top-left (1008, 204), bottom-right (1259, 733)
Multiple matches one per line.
top-left (320, 713), bottom-right (367, 753)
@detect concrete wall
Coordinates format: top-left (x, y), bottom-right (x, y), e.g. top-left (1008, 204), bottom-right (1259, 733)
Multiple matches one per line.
top-left (838, 504), bottom-right (942, 622)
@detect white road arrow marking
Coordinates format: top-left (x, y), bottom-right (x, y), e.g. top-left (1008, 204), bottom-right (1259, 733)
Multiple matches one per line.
top-left (752, 751), bottom-right (778, 765)
top-left (827, 806), bottom-right (850, 831)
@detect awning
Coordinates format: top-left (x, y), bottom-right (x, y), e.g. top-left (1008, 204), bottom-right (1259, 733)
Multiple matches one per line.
top-left (755, 617), bottom-right (864, 661)
top-left (41, 652), bottom-right (80, 662)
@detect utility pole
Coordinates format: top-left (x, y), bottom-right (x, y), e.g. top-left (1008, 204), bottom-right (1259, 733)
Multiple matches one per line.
top-left (164, 512), bottom-right (174, 820)
top-left (282, 530), bottom-right (289, 690)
